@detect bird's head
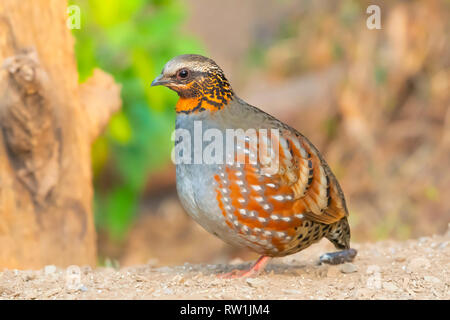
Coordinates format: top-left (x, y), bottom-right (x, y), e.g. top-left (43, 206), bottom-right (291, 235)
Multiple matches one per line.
top-left (151, 54), bottom-right (234, 113)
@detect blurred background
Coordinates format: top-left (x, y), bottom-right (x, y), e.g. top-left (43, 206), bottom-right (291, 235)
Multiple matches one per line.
top-left (71, 0), bottom-right (450, 267)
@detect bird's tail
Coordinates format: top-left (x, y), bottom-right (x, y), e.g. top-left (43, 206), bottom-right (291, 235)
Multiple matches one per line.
top-left (326, 217), bottom-right (351, 250)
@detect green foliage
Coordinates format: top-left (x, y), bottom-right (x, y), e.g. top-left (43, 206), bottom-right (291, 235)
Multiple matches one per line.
top-left (71, 0), bottom-right (204, 240)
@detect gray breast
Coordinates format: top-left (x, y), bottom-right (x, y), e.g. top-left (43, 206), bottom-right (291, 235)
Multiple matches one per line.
top-left (174, 113), bottom-right (228, 237)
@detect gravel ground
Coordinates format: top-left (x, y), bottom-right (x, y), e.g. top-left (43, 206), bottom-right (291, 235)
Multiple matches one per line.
top-left (1, 229), bottom-right (449, 300)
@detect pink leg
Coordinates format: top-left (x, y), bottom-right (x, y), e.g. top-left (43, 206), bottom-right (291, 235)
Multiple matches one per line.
top-left (218, 256), bottom-right (272, 279)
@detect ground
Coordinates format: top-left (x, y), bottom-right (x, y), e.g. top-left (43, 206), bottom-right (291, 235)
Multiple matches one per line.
top-left (1, 228), bottom-right (448, 300)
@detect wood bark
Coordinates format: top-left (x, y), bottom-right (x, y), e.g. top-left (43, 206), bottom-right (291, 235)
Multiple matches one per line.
top-left (0, 0), bottom-right (121, 269)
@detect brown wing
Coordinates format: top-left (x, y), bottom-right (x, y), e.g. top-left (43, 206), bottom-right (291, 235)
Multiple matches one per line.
top-left (212, 128), bottom-right (348, 255)
top-left (277, 130), bottom-right (348, 224)
top-left (254, 128), bottom-right (348, 225)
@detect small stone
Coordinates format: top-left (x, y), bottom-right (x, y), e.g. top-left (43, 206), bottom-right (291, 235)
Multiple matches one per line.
top-left (184, 280), bottom-right (192, 287)
top-left (283, 289), bottom-right (302, 295)
top-left (135, 275), bottom-right (149, 282)
top-left (394, 256), bottom-right (406, 262)
top-left (79, 285), bottom-right (88, 292)
top-left (340, 263), bottom-right (358, 274)
top-left (245, 278), bottom-right (261, 288)
top-left (44, 265), bottom-right (57, 275)
top-left (229, 258), bottom-right (244, 265)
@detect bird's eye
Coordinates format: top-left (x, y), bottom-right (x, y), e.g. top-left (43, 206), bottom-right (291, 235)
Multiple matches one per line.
top-left (177, 69), bottom-right (189, 80)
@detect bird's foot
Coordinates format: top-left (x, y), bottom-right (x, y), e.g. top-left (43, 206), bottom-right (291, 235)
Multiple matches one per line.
top-left (218, 255), bottom-right (271, 279)
top-left (319, 248), bottom-right (357, 265)
top-left (218, 269), bottom-right (258, 279)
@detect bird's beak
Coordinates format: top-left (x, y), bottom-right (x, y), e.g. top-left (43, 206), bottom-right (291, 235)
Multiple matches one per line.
top-left (151, 74), bottom-right (169, 87)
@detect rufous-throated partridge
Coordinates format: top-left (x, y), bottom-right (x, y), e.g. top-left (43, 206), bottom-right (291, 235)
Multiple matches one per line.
top-left (151, 54), bottom-right (357, 278)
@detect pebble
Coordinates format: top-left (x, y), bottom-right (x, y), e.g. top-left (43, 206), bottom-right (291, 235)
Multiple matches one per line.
top-left (79, 285), bottom-right (88, 292)
top-left (394, 256), bottom-right (406, 262)
top-left (135, 275), bottom-right (149, 282)
top-left (184, 280), bottom-right (192, 287)
top-left (283, 289), bottom-right (302, 295)
top-left (245, 278), bottom-right (261, 288)
top-left (340, 263), bottom-right (358, 274)
top-left (229, 258), bottom-right (244, 265)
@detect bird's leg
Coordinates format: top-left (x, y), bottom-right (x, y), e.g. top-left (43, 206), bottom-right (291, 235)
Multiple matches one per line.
top-left (218, 255), bottom-right (272, 279)
top-left (319, 248), bottom-right (357, 265)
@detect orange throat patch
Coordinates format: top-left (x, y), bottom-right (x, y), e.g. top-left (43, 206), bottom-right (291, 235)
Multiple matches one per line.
top-left (176, 96), bottom-right (231, 114)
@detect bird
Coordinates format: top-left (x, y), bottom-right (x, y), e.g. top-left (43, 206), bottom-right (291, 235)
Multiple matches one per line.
top-left (151, 54), bottom-right (357, 278)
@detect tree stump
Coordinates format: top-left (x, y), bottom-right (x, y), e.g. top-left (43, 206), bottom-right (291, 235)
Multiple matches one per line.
top-left (0, 0), bottom-right (121, 269)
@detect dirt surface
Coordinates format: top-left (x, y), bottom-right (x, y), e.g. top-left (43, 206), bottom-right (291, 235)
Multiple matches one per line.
top-left (1, 229), bottom-right (448, 300)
